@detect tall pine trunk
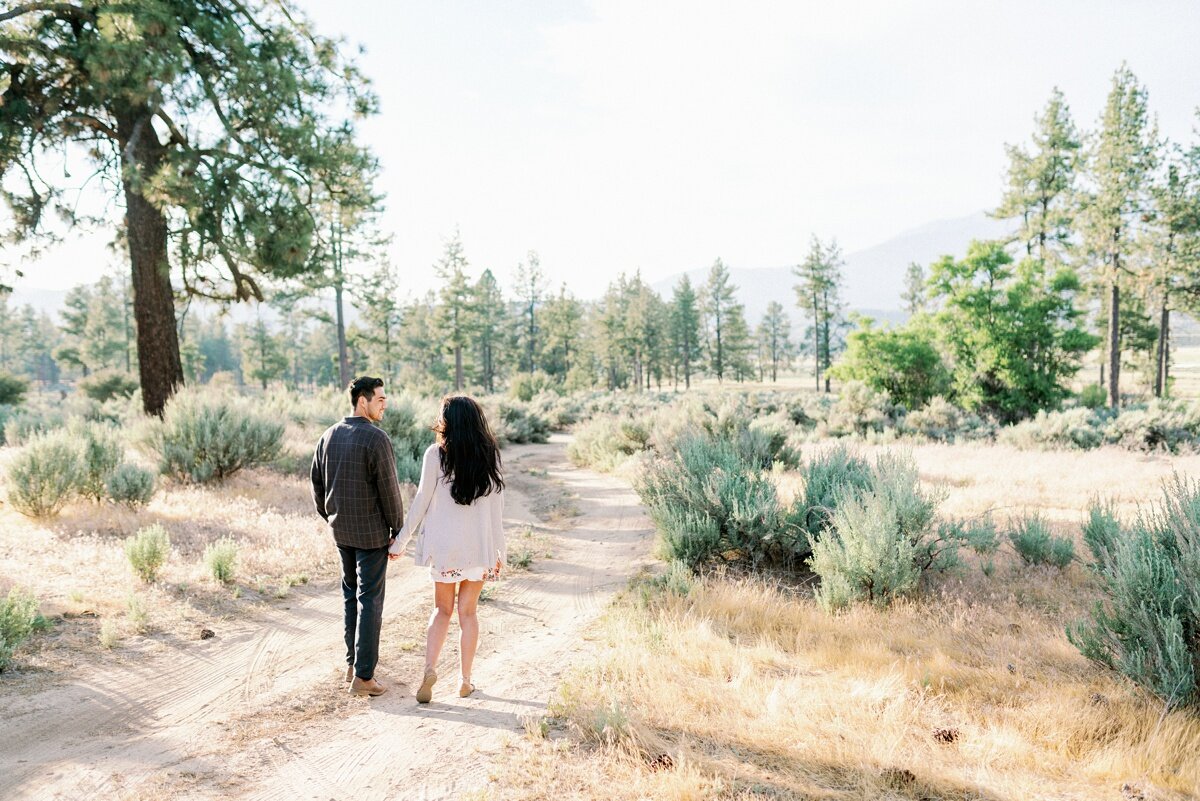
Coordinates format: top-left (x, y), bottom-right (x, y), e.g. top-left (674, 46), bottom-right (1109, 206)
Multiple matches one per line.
top-left (1155, 301), bottom-right (1169, 398)
top-left (118, 108), bottom-right (183, 417)
top-left (1107, 280), bottom-right (1120, 408)
top-left (332, 225), bottom-right (350, 388)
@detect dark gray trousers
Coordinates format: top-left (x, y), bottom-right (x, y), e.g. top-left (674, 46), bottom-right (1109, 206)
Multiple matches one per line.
top-left (337, 544), bottom-right (388, 681)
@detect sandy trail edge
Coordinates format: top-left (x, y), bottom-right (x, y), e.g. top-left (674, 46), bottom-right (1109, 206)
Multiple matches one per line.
top-left (0, 436), bottom-right (655, 801)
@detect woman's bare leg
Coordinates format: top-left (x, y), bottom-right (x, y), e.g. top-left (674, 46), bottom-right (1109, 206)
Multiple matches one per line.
top-left (424, 581), bottom-right (458, 671)
top-left (456, 580), bottom-right (485, 683)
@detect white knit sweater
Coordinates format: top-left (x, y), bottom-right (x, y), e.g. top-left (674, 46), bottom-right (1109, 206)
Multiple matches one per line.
top-left (390, 444), bottom-right (506, 569)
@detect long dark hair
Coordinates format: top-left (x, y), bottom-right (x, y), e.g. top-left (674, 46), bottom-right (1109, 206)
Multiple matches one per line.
top-left (434, 395), bottom-right (504, 505)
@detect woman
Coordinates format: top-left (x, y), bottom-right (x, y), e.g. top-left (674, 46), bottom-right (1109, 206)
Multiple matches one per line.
top-left (390, 394), bottom-right (506, 704)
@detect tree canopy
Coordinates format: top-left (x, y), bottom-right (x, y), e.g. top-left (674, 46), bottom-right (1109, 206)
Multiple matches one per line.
top-left (1, 0), bottom-right (377, 413)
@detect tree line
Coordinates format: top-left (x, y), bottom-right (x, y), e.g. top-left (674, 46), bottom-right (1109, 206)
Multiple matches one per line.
top-left (2, 0), bottom-right (1196, 418)
top-left (835, 65), bottom-right (1200, 421)
top-left (0, 236), bottom-right (816, 397)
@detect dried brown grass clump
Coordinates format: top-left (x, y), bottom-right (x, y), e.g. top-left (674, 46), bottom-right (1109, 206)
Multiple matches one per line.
top-left (489, 574), bottom-right (1200, 800)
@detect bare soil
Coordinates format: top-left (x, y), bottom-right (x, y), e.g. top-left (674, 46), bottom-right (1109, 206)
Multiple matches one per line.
top-left (0, 436), bottom-right (655, 800)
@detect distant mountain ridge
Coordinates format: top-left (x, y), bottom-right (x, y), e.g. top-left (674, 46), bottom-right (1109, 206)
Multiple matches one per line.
top-left (650, 211), bottom-right (1013, 324)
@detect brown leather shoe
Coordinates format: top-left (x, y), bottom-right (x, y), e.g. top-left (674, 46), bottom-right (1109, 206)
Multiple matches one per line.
top-left (345, 665), bottom-right (354, 683)
top-left (349, 677), bottom-right (387, 697)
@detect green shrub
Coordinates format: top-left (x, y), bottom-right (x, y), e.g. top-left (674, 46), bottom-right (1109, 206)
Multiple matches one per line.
top-left (493, 400), bottom-right (551, 444)
top-left (204, 537), bottom-right (239, 583)
top-left (1068, 477), bottom-right (1200, 708)
top-left (920, 516), bottom-right (1001, 574)
top-left (827, 322), bottom-right (951, 410)
top-left (106, 463), bottom-right (156, 507)
top-left (1102, 400), bottom-right (1200, 453)
top-left (0, 587), bottom-right (46, 671)
top-left (799, 445), bottom-right (874, 537)
top-left (636, 429), bottom-right (808, 569)
top-left (2, 409), bottom-right (51, 447)
top-left (806, 453), bottom-right (941, 611)
top-left (747, 413), bottom-right (803, 470)
top-left (822, 381), bottom-right (898, 438)
top-left (1078, 383), bottom-right (1108, 410)
top-left (999, 408), bottom-right (1106, 450)
top-left (4, 430), bottom-right (82, 518)
top-left (528, 390), bottom-right (584, 429)
top-left (509, 371), bottom-right (561, 402)
top-left (0, 371), bottom-right (27, 406)
top-left (0, 595), bottom-right (42, 668)
top-left (1007, 514), bottom-right (1075, 568)
top-left (154, 391), bottom-right (284, 482)
top-left (809, 490), bottom-right (922, 611)
top-left (78, 369), bottom-right (139, 402)
top-left (72, 421), bottom-right (124, 502)
top-left (902, 397), bottom-right (975, 443)
top-left (568, 415), bottom-right (650, 471)
top-left (125, 524), bottom-right (171, 582)
top-left (1081, 499), bottom-right (1122, 564)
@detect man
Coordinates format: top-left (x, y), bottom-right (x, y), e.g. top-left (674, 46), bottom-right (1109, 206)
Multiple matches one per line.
top-left (311, 376), bottom-right (404, 697)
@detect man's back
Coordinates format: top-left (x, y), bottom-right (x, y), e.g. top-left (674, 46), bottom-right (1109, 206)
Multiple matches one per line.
top-left (311, 416), bottom-right (404, 550)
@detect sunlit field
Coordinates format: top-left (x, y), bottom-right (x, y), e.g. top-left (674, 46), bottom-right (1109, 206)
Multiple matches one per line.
top-left (488, 442), bottom-right (1200, 801)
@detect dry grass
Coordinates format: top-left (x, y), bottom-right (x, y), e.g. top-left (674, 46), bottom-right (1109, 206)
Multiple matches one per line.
top-left (779, 440), bottom-right (1200, 527)
top-left (486, 441), bottom-right (1200, 801)
top-left (0, 423), bottom-right (356, 674)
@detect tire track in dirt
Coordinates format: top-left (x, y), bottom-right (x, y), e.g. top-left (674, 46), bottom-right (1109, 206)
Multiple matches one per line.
top-left (0, 437), bottom-right (655, 800)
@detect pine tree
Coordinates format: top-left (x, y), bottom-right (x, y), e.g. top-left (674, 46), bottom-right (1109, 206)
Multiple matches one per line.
top-left (756, 301), bottom-right (792, 382)
top-left (1079, 65), bottom-right (1159, 408)
top-left (995, 88), bottom-right (1083, 263)
top-left (793, 236), bottom-right (847, 392)
top-left (470, 270), bottom-right (508, 394)
top-left (1146, 142), bottom-right (1200, 396)
top-left (54, 284), bottom-right (93, 377)
top-left (238, 312), bottom-right (287, 390)
top-left (540, 285), bottom-right (584, 381)
top-left (702, 259), bottom-right (741, 383)
top-left (669, 275), bottom-right (703, 389)
top-left (435, 232), bottom-right (473, 391)
top-left (901, 262), bottom-right (926, 316)
top-left (353, 261), bottom-right (404, 381)
top-left (514, 251), bottom-right (546, 374)
top-left (1, 2), bottom-right (378, 414)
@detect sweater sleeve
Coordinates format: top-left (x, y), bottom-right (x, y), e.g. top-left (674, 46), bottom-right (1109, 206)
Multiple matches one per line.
top-left (493, 488), bottom-right (506, 566)
top-left (392, 445), bottom-right (438, 551)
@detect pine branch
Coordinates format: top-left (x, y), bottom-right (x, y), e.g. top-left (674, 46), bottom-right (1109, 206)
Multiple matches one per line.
top-left (0, 3), bottom-right (94, 24)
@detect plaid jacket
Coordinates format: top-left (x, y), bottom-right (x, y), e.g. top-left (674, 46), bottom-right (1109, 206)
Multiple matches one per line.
top-left (311, 416), bottom-right (405, 550)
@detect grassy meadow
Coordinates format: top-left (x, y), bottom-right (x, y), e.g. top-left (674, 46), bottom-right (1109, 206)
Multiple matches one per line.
top-left (490, 442), bottom-right (1200, 800)
top-left (1, 382), bottom-right (1199, 801)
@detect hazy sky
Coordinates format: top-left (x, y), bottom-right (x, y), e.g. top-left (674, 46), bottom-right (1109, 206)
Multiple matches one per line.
top-left (7, 0), bottom-right (1200, 300)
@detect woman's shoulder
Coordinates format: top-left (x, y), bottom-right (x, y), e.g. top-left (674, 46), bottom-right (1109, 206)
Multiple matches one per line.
top-left (422, 442), bottom-right (440, 459)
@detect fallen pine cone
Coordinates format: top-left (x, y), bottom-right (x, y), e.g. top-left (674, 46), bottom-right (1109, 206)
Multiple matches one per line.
top-left (647, 753), bottom-right (674, 771)
top-left (882, 768), bottom-right (916, 787)
top-left (932, 727), bottom-right (960, 744)
top-left (199, 628), bottom-right (215, 640)
top-left (1121, 782), bottom-right (1146, 801)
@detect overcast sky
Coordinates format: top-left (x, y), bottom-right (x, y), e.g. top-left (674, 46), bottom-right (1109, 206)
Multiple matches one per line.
top-left (7, 0), bottom-right (1200, 300)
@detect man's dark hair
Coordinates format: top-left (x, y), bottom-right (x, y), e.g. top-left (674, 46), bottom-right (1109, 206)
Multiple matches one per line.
top-left (349, 376), bottom-right (384, 409)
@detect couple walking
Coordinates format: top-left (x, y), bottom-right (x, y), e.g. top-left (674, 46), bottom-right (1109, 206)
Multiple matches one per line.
top-left (310, 376), bottom-right (506, 702)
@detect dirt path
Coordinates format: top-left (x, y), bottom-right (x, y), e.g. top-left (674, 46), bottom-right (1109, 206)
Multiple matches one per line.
top-left (0, 436), bottom-right (655, 800)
